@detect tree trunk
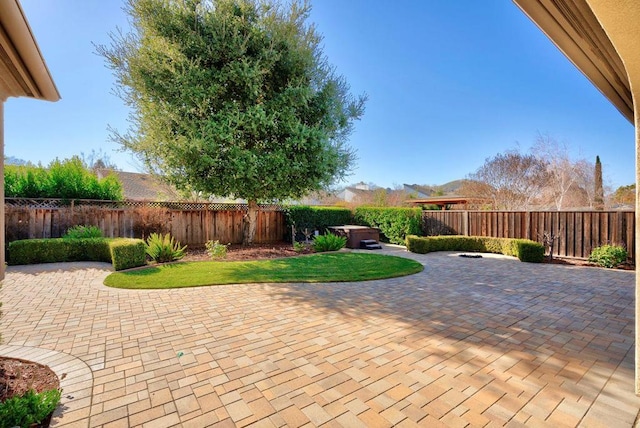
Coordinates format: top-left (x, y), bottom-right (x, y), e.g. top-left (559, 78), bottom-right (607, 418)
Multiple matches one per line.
top-left (243, 199), bottom-right (259, 245)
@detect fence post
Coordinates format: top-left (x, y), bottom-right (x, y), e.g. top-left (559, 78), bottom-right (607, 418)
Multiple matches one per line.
top-left (525, 211), bottom-right (531, 240)
top-left (463, 211), bottom-right (469, 236)
top-left (205, 202), bottom-right (210, 243)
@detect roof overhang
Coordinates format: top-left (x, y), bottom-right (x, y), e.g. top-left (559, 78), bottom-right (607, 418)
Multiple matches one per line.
top-left (0, 0), bottom-right (59, 101)
top-left (513, 0), bottom-right (633, 123)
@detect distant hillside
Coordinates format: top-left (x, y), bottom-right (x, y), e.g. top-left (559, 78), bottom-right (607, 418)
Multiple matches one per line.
top-left (437, 179), bottom-right (466, 194)
top-left (5, 156), bottom-right (30, 166)
top-left (404, 180), bottom-right (467, 197)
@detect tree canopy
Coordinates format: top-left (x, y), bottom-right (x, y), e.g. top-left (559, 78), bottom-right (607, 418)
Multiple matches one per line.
top-left (462, 137), bottom-right (599, 210)
top-left (463, 150), bottom-right (550, 210)
top-left (98, 0), bottom-right (366, 243)
top-left (612, 183), bottom-right (635, 206)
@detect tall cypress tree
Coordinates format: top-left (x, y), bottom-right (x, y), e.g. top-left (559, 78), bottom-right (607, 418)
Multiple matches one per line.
top-left (594, 155), bottom-right (604, 210)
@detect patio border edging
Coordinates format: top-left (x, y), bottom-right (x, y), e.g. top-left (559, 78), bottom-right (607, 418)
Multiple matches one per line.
top-left (0, 345), bottom-right (93, 427)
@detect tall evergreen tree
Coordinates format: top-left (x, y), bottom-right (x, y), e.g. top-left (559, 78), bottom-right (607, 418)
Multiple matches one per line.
top-left (98, 0), bottom-right (366, 244)
top-left (594, 155), bottom-right (604, 210)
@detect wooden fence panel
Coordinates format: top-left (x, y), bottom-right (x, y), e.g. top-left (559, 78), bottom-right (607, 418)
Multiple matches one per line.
top-left (5, 206), bottom-right (285, 246)
top-left (422, 211), bottom-right (463, 235)
top-left (423, 210), bottom-right (635, 260)
top-left (574, 212), bottom-right (583, 258)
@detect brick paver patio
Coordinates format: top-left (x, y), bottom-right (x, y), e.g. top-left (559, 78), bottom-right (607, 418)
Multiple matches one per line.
top-left (1, 246), bottom-right (639, 427)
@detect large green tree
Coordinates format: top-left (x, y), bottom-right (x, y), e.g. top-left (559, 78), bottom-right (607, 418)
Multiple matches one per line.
top-left (98, 0), bottom-right (366, 244)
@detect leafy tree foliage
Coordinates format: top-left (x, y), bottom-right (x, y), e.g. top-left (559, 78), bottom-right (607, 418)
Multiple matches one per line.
top-left (612, 183), bottom-right (634, 206)
top-left (5, 157), bottom-right (123, 200)
top-left (98, 0), bottom-right (366, 244)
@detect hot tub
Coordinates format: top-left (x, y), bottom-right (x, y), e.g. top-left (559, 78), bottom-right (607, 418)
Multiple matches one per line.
top-left (327, 225), bottom-right (381, 249)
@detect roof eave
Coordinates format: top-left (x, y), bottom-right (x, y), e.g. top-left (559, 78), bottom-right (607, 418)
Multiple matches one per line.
top-left (513, 0), bottom-right (632, 123)
top-left (0, 0), bottom-right (59, 101)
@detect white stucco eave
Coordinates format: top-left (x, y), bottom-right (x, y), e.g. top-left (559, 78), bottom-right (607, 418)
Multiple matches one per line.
top-left (0, 0), bottom-right (59, 102)
top-left (513, 0), bottom-right (633, 124)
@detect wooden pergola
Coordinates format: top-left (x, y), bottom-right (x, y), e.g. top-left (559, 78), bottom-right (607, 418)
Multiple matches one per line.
top-left (406, 196), bottom-right (487, 210)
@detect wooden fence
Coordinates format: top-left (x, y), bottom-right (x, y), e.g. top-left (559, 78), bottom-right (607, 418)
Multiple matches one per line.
top-left (4, 199), bottom-right (636, 259)
top-left (423, 210), bottom-right (636, 260)
top-left (5, 202), bottom-right (285, 246)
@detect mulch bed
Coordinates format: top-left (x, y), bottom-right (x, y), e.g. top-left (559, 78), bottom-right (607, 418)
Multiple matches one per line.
top-left (183, 242), bottom-right (312, 262)
top-left (543, 256), bottom-right (635, 270)
top-left (0, 356), bottom-right (61, 427)
top-left (0, 358), bottom-right (59, 403)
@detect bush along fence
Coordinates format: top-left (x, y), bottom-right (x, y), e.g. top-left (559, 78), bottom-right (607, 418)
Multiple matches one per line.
top-left (285, 206), bottom-right (423, 245)
top-left (353, 207), bottom-right (422, 245)
top-left (285, 206), bottom-right (353, 242)
top-left (7, 238), bottom-right (146, 270)
top-left (406, 235), bottom-right (544, 263)
top-left (422, 210), bottom-right (635, 261)
top-left (5, 199), bottom-right (284, 246)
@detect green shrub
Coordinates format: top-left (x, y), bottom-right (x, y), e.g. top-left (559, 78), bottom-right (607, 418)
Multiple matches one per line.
top-left (145, 233), bottom-right (187, 263)
top-left (406, 235), bottom-right (544, 263)
top-left (8, 238), bottom-right (146, 270)
top-left (588, 245), bottom-right (628, 268)
top-left (8, 238), bottom-right (111, 265)
top-left (406, 235), bottom-right (481, 253)
top-left (514, 240), bottom-right (545, 263)
top-left (285, 206), bottom-right (353, 241)
top-left (5, 156), bottom-right (123, 200)
top-left (313, 233), bottom-right (347, 252)
top-left (68, 238), bottom-right (112, 262)
top-left (353, 207), bottom-right (422, 244)
top-left (293, 241), bottom-right (309, 253)
top-left (205, 240), bottom-right (229, 259)
top-left (110, 239), bottom-right (147, 271)
top-left (63, 225), bottom-right (103, 239)
top-left (8, 239), bottom-right (71, 265)
top-left (0, 388), bottom-right (61, 428)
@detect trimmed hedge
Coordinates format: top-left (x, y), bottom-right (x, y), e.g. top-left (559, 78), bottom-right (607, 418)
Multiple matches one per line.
top-left (285, 206), bottom-right (353, 241)
top-left (8, 238), bottom-right (110, 265)
top-left (110, 239), bottom-right (147, 271)
top-left (353, 207), bottom-right (422, 245)
top-left (406, 235), bottom-right (544, 263)
top-left (8, 238), bottom-right (147, 271)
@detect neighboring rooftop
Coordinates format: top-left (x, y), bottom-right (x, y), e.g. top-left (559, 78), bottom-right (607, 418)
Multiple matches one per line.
top-left (96, 169), bottom-right (181, 201)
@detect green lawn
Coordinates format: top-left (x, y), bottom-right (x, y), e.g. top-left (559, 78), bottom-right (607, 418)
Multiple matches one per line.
top-left (104, 253), bottom-right (423, 289)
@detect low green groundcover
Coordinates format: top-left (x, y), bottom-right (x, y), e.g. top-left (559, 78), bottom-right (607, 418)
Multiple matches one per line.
top-left (104, 253), bottom-right (423, 289)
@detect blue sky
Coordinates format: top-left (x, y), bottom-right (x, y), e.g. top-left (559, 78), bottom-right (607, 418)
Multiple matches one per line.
top-left (7, 0), bottom-right (635, 190)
